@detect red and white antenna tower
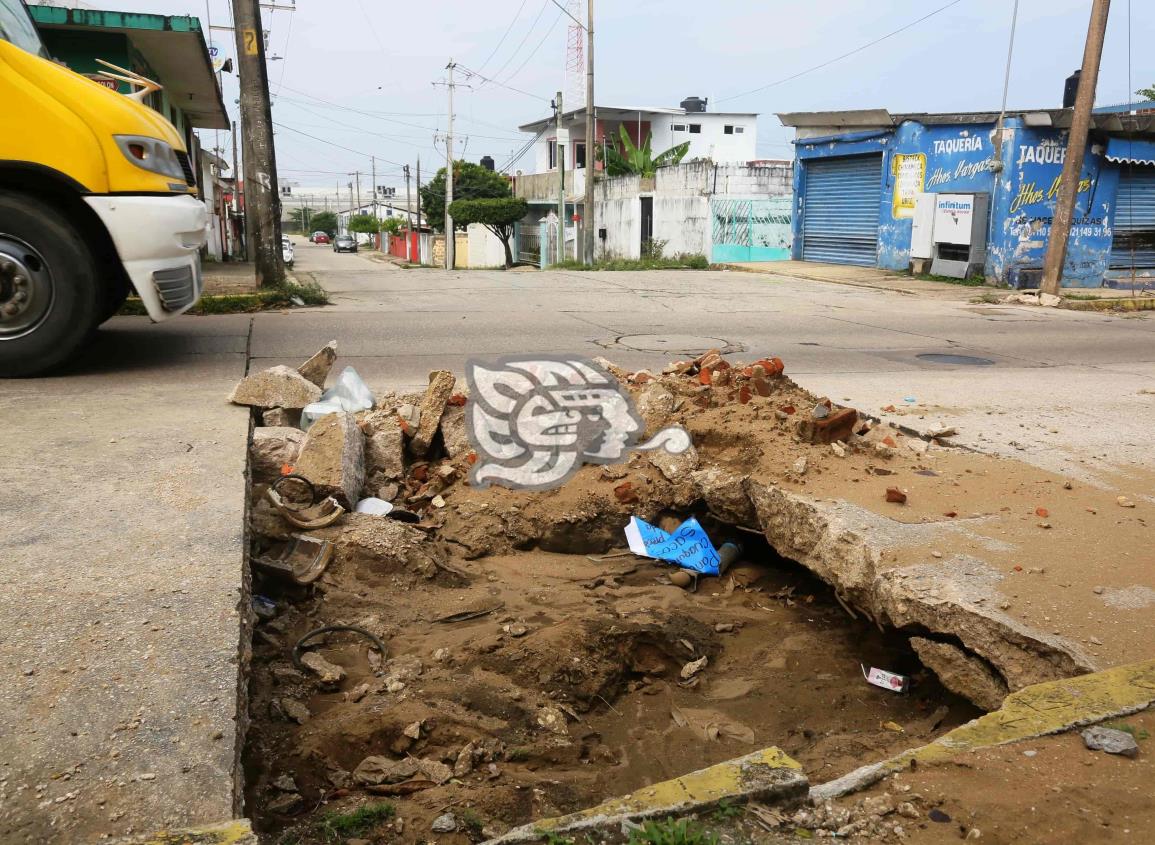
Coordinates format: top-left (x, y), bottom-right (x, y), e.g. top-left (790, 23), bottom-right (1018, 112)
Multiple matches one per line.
top-left (564, 0), bottom-right (585, 111)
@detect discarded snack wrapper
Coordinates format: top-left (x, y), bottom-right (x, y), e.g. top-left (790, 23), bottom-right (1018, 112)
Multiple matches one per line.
top-left (624, 516), bottom-right (721, 576)
top-left (862, 664), bottom-right (909, 693)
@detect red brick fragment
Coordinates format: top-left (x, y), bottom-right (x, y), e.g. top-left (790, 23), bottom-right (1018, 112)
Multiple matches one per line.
top-left (798, 407), bottom-right (859, 445)
top-left (447, 393), bottom-right (467, 407)
top-left (886, 487), bottom-right (907, 504)
top-left (613, 481), bottom-right (639, 504)
top-left (739, 385), bottom-right (752, 405)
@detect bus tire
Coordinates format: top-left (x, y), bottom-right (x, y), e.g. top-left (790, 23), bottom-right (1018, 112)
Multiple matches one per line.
top-left (0, 192), bottom-right (101, 378)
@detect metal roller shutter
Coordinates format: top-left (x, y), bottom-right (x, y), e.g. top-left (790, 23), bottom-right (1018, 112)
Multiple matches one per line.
top-left (801, 155), bottom-right (883, 266)
top-left (1110, 166), bottom-right (1155, 270)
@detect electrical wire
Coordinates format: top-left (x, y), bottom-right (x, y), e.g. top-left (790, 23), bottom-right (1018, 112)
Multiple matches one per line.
top-left (475, 0), bottom-right (530, 74)
top-left (273, 121), bottom-right (408, 169)
top-left (485, 0), bottom-right (549, 84)
top-left (716, 0), bottom-right (967, 104)
top-left (498, 7), bottom-right (565, 87)
top-left (456, 62), bottom-right (550, 103)
top-left (274, 5), bottom-right (294, 96)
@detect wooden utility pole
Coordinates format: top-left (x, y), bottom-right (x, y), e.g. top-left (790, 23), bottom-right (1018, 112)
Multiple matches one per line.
top-left (444, 60), bottom-right (456, 270)
top-left (231, 0), bottom-right (284, 285)
top-left (556, 90), bottom-right (565, 264)
top-left (1040, 0), bottom-right (1111, 296)
top-left (404, 163), bottom-right (413, 261)
top-left (582, 0), bottom-right (595, 264)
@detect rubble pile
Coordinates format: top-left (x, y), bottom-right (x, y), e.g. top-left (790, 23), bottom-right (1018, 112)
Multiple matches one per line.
top-left (232, 343), bottom-right (1084, 844)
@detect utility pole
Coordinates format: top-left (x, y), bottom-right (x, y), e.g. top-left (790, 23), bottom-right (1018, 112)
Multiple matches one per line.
top-left (404, 163), bottom-right (413, 261)
top-left (1040, 0), bottom-right (1110, 297)
top-left (583, 0), bottom-right (595, 264)
top-left (354, 171), bottom-right (362, 216)
top-left (231, 0), bottom-right (284, 285)
top-left (416, 156), bottom-right (423, 265)
top-left (229, 119), bottom-right (241, 259)
top-left (556, 90), bottom-right (565, 264)
top-left (444, 60), bottom-right (457, 270)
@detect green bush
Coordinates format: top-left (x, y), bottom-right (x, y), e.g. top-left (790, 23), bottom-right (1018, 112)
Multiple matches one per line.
top-left (627, 817), bottom-right (718, 845)
top-left (312, 802), bottom-right (395, 843)
top-left (552, 253), bottom-right (711, 272)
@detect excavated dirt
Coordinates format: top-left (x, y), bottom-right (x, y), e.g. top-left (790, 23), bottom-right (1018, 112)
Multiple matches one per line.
top-left (239, 350), bottom-right (1150, 843)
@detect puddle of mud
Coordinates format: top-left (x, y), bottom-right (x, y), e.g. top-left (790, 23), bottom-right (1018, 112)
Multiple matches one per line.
top-left (244, 523), bottom-right (977, 844)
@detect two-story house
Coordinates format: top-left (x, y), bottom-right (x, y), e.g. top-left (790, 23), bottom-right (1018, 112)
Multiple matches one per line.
top-left (513, 97), bottom-right (760, 254)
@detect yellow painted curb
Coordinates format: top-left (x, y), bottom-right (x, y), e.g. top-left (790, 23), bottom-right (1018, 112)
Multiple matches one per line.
top-left (113, 819), bottom-right (256, 845)
top-left (813, 659), bottom-right (1155, 800)
top-left (490, 747), bottom-right (806, 843)
top-left (1060, 296), bottom-right (1155, 312)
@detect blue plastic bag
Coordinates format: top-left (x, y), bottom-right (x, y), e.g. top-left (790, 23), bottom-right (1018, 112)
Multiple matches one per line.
top-left (624, 516), bottom-right (721, 576)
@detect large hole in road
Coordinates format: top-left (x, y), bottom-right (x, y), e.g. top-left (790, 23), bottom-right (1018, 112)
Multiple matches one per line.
top-left (234, 351), bottom-right (1003, 844)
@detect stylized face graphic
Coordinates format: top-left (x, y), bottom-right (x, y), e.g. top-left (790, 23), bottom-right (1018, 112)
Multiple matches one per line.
top-left (465, 356), bottom-right (682, 491)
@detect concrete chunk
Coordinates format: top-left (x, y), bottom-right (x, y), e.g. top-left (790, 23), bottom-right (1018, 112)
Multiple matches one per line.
top-left (910, 637), bottom-right (1009, 712)
top-left (1081, 725), bottom-right (1139, 758)
top-left (229, 365), bottom-right (323, 410)
top-left (298, 340), bottom-right (338, 388)
top-left (439, 404), bottom-right (471, 459)
top-left (293, 411), bottom-right (366, 509)
top-left (411, 370), bottom-right (456, 457)
top-left (250, 427), bottom-right (305, 484)
top-left (360, 408), bottom-right (406, 494)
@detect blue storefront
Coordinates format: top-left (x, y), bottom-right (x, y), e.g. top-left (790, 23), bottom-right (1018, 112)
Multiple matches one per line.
top-left (779, 107), bottom-right (1155, 288)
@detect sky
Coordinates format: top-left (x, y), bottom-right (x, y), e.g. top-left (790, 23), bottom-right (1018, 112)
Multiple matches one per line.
top-left (47, 0), bottom-right (1155, 198)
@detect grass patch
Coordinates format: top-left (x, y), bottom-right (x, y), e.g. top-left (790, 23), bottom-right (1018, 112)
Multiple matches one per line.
top-left (118, 277), bottom-right (329, 316)
top-left (311, 801), bottom-right (395, 844)
top-left (505, 747), bottom-right (531, 762)
top-left (710, 799), bottom-right (744, 822)
top-left (553, 253), bottom-right (710, 272)
top-left (905, 270), bottom-right (987, 287)
top-left (971, 292), bottom-right (1003, 304)
top-left (1062, 292), bottom-right (1103, 300)
top-left (460, 809), bottom-right (485, 839)
top-left (1105, 722), bottom-right (1150, 741)
top-left (627, 817), bottom-right (718, 845)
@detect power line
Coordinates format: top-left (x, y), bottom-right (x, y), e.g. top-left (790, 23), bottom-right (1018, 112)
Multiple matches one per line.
top-left (456, 62), bottom-right (550, 102)
top-left (485, 0), bottom-right (549, 83)
top-left (715, 0), bottom-right (966, 104)
top-left (475, 0), bottom-right (530, 74)
top-left (498, 6), bottom-right (565, 87)
top-left (272, 121), bottom-right (408, 169)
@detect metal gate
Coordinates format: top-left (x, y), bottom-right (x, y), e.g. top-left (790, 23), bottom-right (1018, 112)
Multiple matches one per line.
top-left (1110, 165), bottom-right (1155, 270)
top-left (710, 197), bottom-right (792, 263)
top-left (801, 155), bottom-right (882, 266)
top-left (517, 222), bottom-right (541, 264)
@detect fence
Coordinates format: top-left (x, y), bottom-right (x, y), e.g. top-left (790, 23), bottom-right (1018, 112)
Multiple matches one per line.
top-left (709, 197), bottom-right (793, 263)
top-left (518, 223), bottom-right (541, 265)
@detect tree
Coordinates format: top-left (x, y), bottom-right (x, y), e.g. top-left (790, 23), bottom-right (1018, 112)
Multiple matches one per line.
top-left (420, 161), bottom-right (512, 231)
top-left (381, 217), bottom-right (406, 236)
top-left (596, 125), bottom-right (690, 178)
top-left (1138, 84), bottom-right (1155, 101)
top-left (287, 207), bottom-right (309, 232)
top-left (347, 214), bottom-right (380, 235)
top-left (448, 197), bottom-right (528, 268)
top-left (309, 211), bottom-right (337, 237)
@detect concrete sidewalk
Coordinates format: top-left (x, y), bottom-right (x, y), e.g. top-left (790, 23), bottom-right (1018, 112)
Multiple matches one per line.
top-left (0, 317), bottom-right (252, 843)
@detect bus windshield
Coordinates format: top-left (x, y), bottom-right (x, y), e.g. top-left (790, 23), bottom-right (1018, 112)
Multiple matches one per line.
top-left (0, 0), bottom-right (47, 57)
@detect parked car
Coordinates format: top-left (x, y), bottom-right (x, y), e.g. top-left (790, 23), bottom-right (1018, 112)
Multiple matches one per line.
top-left (333, 234), bottom-right (357, 253)
top-left (281, 236), bottom-right (294, 268)
top-left (311, 231), bottom-right (330, 244)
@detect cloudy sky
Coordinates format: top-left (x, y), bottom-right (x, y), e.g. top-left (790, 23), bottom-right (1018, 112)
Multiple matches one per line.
top-left (57, 0), bottom-right (1154, 197)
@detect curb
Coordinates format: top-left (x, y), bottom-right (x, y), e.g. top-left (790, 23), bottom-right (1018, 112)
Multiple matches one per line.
top-left (486, 747), bottom-right (806, 844)
top-left (113, 819), bottom-right (256, 844)
top-left (811, 658), bottom-right (1155, 802)
top-left (1059, 296), bottom-right (1155, 312)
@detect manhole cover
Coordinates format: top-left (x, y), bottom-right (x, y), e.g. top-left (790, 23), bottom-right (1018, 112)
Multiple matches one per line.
top-left (611, 334), bottom-right (740, 355)
top-left (917, 353), bottom-right (996, 366)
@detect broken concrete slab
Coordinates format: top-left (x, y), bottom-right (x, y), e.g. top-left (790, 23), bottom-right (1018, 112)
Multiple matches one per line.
top-left (298, 340), bottom-right (338, 388)
top-left (910, 636), bottom-right (1009, 712)
top-left (261, 407), bottom-right (299, 428)
top-left (410, 370), bottom-right (456, 457)
top-left (250, 427), bottom-right (305, 484)
top-left (438, 403), bottom-right (471, 459)
top-left (810, 659), bottom-right (1155, 803)
top-left (488, 746), bottom-right (806, 843)
top-left (293, 411), bottom-right (366, 509)
top-left (359, 408), bottom-right (405, 495)
top-left (229, 365), bottom-right (322, 410)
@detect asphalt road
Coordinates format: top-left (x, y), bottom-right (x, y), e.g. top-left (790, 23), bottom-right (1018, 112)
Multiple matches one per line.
top-left (278, 241), bottom-right (1155, 482)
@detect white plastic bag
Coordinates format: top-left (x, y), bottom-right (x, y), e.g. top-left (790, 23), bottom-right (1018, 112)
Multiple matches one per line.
top-left (301, 366), bottom-right (375, 427)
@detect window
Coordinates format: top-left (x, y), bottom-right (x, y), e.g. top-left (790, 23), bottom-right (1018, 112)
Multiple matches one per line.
top-left (688, 124), bottom-right (702, 134)
top-left (671, 123), bottom-right (687, 132)
top-left (724, 125), bottom-right (734, 135)
top-left (574, 142), bottom-right (586, 169)
top-left (734, 126), bottom-right (745, 134)
top-left (548, 140), bottom-right (558, 169)
top-left (0, 0), bottom-right (46, 56)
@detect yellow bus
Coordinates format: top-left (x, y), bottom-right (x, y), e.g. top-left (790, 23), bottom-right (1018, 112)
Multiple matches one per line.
top-left (0, 0), bottom-right (205, 377)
